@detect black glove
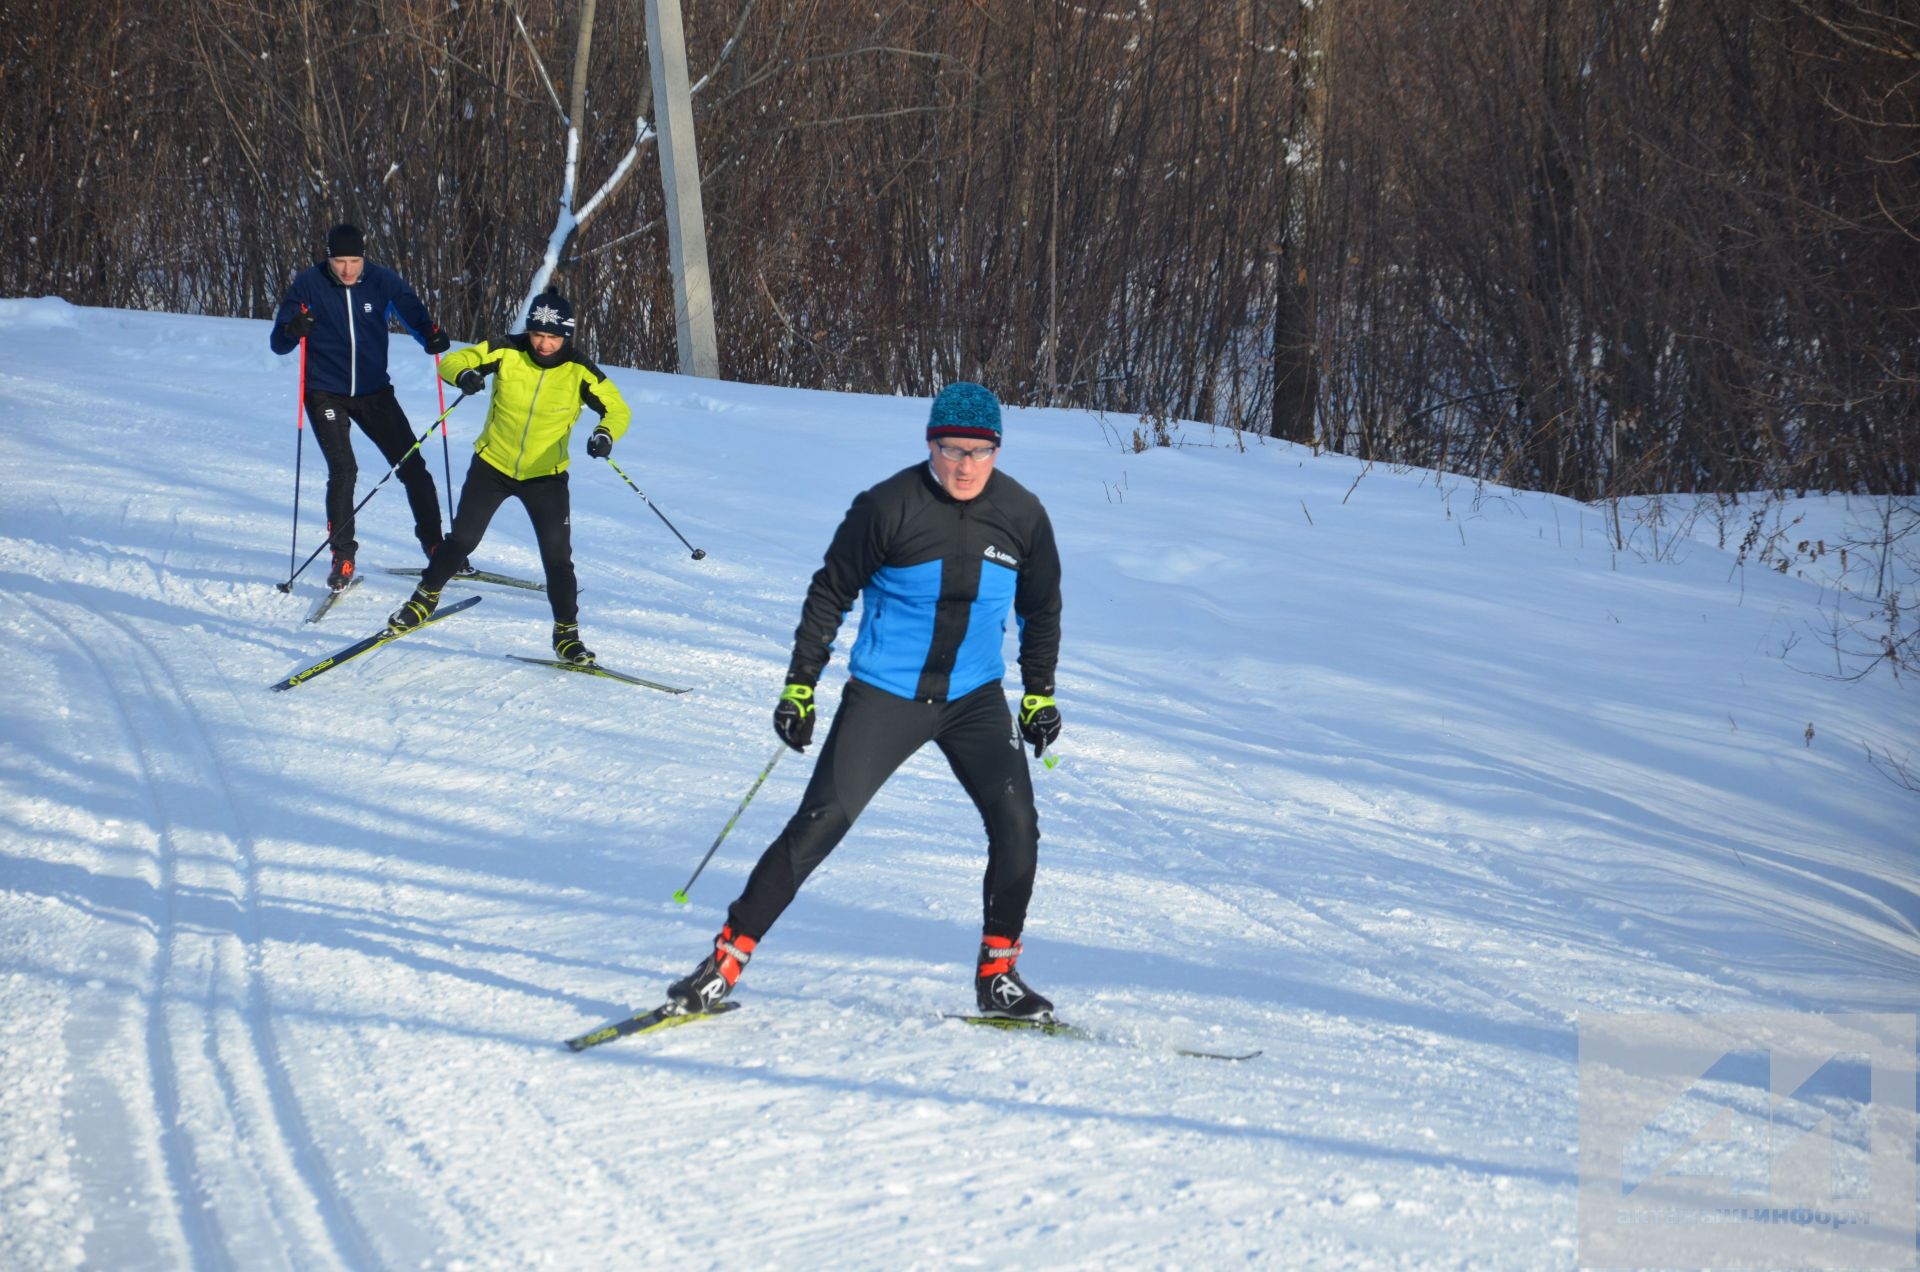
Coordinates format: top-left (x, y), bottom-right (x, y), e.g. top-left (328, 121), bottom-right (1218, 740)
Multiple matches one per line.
top-left (280, 307), bottom-right (315, 341)
top-left (1019, 693), bottom-right (1061, 757)
top-left (423, 326), bottom-right (451, 355)
top-left (773, 683), bottom-right (816, 752)
top-left (455, 368), bottom-right (486, 396)
top-left (586, 426), bottom-right (613, 459)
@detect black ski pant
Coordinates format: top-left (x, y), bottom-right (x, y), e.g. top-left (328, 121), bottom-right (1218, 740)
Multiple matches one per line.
top-left (421, 455), bottom-right (579, 625)
top-left (306, 386), bottom-right (444, 558)
top-left (727, 677), bottom-right (1040, 944)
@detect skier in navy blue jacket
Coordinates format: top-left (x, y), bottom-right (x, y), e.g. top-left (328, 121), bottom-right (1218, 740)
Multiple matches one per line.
top-left (666, 382), bottom-right (1067, 1021)
top-left (270, 223), bottom-right (452, 590)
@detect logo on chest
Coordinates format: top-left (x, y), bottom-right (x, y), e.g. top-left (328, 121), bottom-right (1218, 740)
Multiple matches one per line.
top-left (983, 544), bottom-right (1018, 568)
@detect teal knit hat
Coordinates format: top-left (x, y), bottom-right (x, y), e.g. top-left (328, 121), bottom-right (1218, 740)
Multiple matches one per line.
top-left (927, 382), bottom-right (1002, 443)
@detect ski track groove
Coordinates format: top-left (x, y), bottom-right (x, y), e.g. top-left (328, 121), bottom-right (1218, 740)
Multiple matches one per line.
top-left (19, 589), bottom-right (224, 1267)
top-left (120, 604), bottom-right (379, 1271)
top-left (21, 578), bottom-right (380, 1271)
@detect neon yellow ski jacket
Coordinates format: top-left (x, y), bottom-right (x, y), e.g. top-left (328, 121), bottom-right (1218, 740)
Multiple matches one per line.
top-left (440, 335), bottom-right (632, 480)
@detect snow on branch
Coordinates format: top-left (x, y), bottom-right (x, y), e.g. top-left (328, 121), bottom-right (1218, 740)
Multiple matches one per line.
top-left (512, 0), bottom-right (756, 331)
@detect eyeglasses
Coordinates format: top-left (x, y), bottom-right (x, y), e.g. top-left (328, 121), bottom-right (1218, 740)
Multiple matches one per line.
top-left (934, 442), bottom-right (998, 463)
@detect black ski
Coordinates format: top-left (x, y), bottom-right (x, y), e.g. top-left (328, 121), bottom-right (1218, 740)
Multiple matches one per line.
top-left (305, 574), bottom-right (363, 623)
top-left (565, 1001), bottom-right (739, 1051)
top-left (505, 654), bottom-right (690, 694)
top-left (271, 595), bottom-right (483, 692)
top-left (942, 1013), bottom-right (1262, 1062)
top-left (386, 566), bottom-right (545, 593)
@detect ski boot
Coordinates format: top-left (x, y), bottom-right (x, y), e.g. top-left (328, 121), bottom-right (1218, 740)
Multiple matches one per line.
top-left (425, 540), bottom-right (478, 578)
top-left (975, 935), bottom-right (1054, 1021)
top-left (667, 925), bottom-right (756, 1014)
top-left (387, 586), bottom-right (440, 634)
top-left (552, 622), bottom-right (595, 666)
top-left (327, 550), bottom-right (356, 593)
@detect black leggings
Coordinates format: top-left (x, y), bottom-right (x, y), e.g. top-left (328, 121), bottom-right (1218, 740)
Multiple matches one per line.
top-left (307, 386), bottom-right (443, 557)
top-left (727, 678), bottom-right (1040, 943)
top-left (421, 455), bottom-right (579, 624)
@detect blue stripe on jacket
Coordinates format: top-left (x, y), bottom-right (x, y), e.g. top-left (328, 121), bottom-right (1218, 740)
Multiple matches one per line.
top-left (849, 558), bottom-right (1019, 700)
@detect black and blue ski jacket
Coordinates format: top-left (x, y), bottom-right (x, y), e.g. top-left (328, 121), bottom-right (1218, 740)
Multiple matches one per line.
top-left (787, 462), bottom-right (1062, 702)
top-left (269, 261), bottom-right (439, 397)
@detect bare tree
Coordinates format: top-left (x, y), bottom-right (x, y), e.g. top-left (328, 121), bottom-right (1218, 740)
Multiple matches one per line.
top-left (3, 0), bottom-right (1911, 506)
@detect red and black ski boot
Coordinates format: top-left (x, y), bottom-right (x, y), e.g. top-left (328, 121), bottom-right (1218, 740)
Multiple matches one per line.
top-left (975, 935), bottom-right (1054, 1021)
top-left (327, 550), bottom-right (356, 593)
top-left (667, 925), bottom-right (755, 1013)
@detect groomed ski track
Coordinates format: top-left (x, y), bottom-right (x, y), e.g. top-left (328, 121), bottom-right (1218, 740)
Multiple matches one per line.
top-left (2, 300), bottom-right (1914, 1269)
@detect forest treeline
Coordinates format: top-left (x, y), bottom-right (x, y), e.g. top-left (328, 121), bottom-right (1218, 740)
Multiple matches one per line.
top-left (5, 0), bottom-right (1914, 498)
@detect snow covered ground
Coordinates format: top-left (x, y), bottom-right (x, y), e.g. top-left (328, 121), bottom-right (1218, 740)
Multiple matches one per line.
top-left (1, 297), bottom-right (1914, 1269)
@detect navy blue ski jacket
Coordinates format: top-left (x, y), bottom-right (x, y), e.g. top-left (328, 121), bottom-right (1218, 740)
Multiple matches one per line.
top-left (269, 262), bottom-right (439, 397)
top-left (787, 462), bottom-right (1062, 702)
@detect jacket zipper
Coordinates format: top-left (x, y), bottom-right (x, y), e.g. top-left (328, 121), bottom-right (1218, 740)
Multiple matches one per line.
top-left (344, 283), bottom-right (358, 397)
top-left (513, 368), bottom-right (548, 478)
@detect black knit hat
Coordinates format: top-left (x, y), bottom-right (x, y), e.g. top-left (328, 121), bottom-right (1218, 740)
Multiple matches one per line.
top-left (525, 292), bottom-right (576, 338)
top-left (326, 223), bottom-right (365, 258)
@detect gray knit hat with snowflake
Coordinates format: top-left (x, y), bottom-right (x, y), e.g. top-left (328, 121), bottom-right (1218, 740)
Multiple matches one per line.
top-left (525, 292), bottom-right (575, 338)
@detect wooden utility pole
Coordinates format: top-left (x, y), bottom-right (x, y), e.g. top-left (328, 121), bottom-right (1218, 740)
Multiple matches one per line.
top-left (645, 0), bottom-right (720, 379)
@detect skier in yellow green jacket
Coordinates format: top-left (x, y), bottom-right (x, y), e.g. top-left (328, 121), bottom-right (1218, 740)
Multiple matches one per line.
top-left (387, 291), bottom-right (631, 664)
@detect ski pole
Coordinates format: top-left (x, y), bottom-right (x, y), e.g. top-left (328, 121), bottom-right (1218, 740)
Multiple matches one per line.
top-left (672, 745), bottom-right (785, 904)
top-left (276, 389), bottom-right (474, 591)
top-left (603, 457), bottom-right (707, 560)
top-left (287, 322), bottom-right (308, 582)
top-left (434, 351), bottom-right (454, 525)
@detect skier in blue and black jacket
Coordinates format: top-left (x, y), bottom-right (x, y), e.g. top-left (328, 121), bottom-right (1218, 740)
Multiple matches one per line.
top-left (270, 222), bottom-right (453, 590)
top-left (664, 382), bottom-right (1068, 1022)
